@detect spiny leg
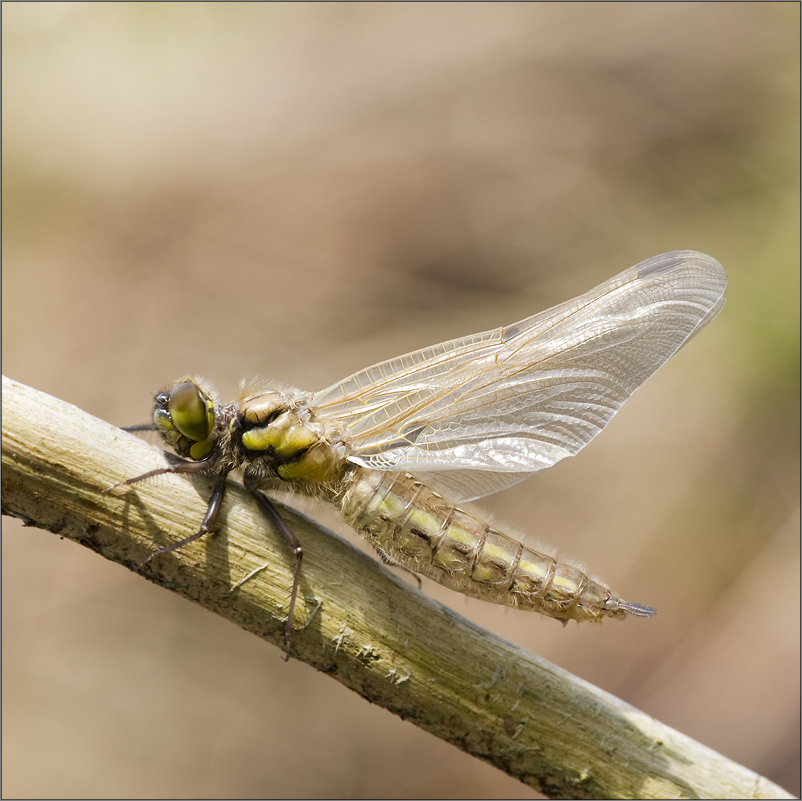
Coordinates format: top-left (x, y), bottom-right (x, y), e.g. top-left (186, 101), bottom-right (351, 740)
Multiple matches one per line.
top-left (376, 548), bottom-right (422, 590)
top-left (135, 472), bottom-right (228, 570)
top-left (107, 455), bottom-right (303, 660)
top-left (104, 458), bottom-right (226, 569)
top-left (250, 490), bottom-right (303, 663)
top-left (104, 455), bottom-right (216, 492)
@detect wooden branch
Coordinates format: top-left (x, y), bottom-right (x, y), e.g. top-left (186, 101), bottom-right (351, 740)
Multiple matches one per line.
top-left (1, 376), bottom-right (790, 800)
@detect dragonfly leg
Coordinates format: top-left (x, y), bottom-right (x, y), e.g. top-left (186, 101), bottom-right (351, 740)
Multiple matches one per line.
top-left (375, 548), bottom-right (422, 590)
top-left (104, 455), bottom-right (216, 492)
top-left (250, 490), bottom-right (303, 662)
top-left (135, 472), bottom-right (228, 570)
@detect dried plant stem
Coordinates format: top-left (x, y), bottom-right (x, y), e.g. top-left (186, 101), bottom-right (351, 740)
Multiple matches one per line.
top-left (1, 376), bottom-right (790, 799)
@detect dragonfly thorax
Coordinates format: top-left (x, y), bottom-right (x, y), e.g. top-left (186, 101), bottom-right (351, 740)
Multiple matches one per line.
top-left (232, 388), bottom-right (348, 488)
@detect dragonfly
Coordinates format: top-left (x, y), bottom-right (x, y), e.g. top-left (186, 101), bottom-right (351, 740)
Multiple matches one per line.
top-left (112, 250), bottom-right (727, 661)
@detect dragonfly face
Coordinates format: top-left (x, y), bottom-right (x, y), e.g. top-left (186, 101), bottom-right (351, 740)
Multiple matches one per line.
top-left (152, 380), bottom-right (218, 461)
top-left (119, 250), bottom-right (727, 659)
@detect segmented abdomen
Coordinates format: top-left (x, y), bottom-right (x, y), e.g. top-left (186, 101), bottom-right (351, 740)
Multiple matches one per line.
top-left (335, 467), bottom-right (639, 622)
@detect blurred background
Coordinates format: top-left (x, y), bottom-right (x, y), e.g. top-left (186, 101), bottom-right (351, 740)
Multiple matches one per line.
top-left (3, 3), bottom-right (798, 798)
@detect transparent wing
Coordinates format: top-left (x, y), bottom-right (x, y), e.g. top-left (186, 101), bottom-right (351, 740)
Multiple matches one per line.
top-left (313, 251), bottom-right (727, 501)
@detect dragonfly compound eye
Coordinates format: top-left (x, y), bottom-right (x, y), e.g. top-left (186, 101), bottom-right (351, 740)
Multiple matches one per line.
top-left (168, 381), bottom-right (214, 443)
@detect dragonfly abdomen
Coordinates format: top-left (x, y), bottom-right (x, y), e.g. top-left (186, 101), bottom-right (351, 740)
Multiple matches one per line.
top-left (336, 467), bottom-right (641, 623)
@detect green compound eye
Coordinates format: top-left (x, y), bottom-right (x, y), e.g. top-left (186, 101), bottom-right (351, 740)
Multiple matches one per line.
top-left (168, 381), bottom-right (213, 443)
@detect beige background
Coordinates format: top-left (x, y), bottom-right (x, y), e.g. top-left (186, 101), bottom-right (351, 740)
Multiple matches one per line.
top-left (3, 3), bottom-right (799, 798)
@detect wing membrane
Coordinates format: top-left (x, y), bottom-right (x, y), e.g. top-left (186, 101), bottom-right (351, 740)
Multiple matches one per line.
top-left (313, 251), bottom-right (727, 500)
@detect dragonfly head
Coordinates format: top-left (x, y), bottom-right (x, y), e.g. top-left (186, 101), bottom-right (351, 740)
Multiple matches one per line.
top-left (153, 379), bottom-right (219, 461)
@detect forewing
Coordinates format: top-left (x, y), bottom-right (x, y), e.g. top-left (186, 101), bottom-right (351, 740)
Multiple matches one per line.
top-left (313, 251), bottom-right (727, 500)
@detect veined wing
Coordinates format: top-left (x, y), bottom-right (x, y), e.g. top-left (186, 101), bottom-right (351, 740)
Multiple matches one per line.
top-left (313, 251), bottom-right (727, 501)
